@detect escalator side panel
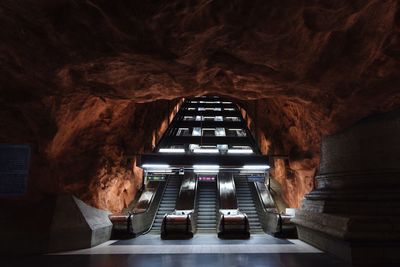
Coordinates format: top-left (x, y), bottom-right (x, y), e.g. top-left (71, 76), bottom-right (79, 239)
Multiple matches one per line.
top-left (149, 175), bottom-right (181, 234)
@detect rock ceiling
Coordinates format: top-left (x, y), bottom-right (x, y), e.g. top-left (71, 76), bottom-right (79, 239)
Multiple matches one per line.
top-left (1, 0), bottom-right (399, 211)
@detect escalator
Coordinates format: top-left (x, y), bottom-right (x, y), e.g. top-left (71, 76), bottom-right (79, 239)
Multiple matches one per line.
top-left (234, 175), bottom-right (264, 234)
top-left (196, 181), bottom-right (217, 233)
top-left (149, 175), bottom-right (181, 234)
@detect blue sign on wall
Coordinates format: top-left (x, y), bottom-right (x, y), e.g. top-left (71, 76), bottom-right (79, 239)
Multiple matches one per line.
top-left (0, 144), bottom-right (30, 196)
top-left (247, 175), bottom-right (265, 183)
top-left (147, 174), bottom-right (166, 181)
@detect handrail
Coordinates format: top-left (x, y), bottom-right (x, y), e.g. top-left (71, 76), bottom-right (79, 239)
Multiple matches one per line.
top-left (265, 180), bottom-right (284, 236)
top-left (161, 173), bottom-right (197, 239)
top-left (133, 180), bottom-right (168, 236)
top-left (109, 180), bottom-right (167, 237)
top-left (250, 181), bottom-right (282, 235)
top-left (132, 182), bottom-right (158, 214)
top-left (217, 172), bottom-right (249, 238)
top-left (218, 172), bottom-right (238, 210)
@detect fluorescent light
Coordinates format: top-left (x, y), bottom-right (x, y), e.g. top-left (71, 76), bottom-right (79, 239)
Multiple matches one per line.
top-left (215, 128), bottom-right (226, 136)
top-left (193, 165), bottom-right (219, 174)
top-left (148, 170), bottom-right (173, 174)
top-left (193, 165), bottom-right (220, 169)
top-left (242, 165), bottom-right (270, 170)
top-left (159, 148), bottom-right (185, 153)
top-left (192, 127), bottom-right (201, 136)
top-left (227, 149), bottom-right (253, 154)
top-left (193, 148), bottom-right (219, 154)
top-left (142, 164), bottom-right (170, 169)
top-left (194, 170), bottom-right (219, 174)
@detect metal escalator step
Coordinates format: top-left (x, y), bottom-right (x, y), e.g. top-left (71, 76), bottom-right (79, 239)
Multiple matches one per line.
top-left (198, 213), bottom-right (216, 216)
top-left (158, 208), bottom-right (174, 211)
top-left (197, 215), bottom-right (215, 222)
top-left (160, 202), bottom-right (176, 205)
top-left (158, 205), bottom-right (174, 208)
top-left (198, 219), bottom-right (216, 223)
top-left (198, 224), bottom-right (215, 228)
top-left (238, 201), bottom-right (254, 204)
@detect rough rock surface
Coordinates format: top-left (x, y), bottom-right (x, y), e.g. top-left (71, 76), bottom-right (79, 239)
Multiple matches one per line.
top-left (1, 0), bottom-right (400, 210)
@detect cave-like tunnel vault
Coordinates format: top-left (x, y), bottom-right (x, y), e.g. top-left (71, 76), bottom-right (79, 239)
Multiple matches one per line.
top-left (109, 95), bottom-right (295, 240)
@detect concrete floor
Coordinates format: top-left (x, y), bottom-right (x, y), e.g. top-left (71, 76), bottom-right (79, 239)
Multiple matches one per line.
top-left (4, 234), bottom-right (352, 267)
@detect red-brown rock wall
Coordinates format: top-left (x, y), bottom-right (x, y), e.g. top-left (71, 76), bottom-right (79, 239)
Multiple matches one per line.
top-left (1, 0), bottom-right (400, 212)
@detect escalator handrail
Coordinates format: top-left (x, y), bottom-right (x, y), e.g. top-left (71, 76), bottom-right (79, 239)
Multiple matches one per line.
top-left (250, 181), bottom-right (283, 234)
top-left (133, 179), bottom-right (169, 235)
top-left (143, 176), bottom-right (183, 235)
top-left (174, 173), bottom-right (197, 211)
top-left (131, 183), bottom-right (159, 214)
top-left (217, 172), bottom-right (239, 210)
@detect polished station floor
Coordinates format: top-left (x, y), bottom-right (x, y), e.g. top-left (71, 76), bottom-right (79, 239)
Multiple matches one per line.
top-left (5, 234), bottom-right (351, 267)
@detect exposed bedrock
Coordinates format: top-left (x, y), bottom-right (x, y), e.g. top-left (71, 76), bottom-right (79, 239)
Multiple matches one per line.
top-left (0, 0), bottom-right (400, 212)
top-left (292, 109), bottom-right (400, 265)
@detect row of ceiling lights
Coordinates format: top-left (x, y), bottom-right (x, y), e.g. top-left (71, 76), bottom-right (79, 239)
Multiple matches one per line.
top-left (142, 164), bottom-right (270, 173)
top-left (158, 148), bottom-right (254, 154)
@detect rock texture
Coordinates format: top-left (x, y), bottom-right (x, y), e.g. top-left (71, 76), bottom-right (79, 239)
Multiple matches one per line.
top-left (292, 109), bottom-right (400, 265)
top-left (1, 0), bottom-right (400, 211)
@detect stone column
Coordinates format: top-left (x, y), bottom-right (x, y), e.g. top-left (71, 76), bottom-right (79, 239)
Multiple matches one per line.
top-left (292, 109), bottom-right (400, 266)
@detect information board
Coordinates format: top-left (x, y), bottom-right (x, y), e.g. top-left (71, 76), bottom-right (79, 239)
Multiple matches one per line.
top-left (247, 174), bottom-right (265, 183)
top-left (146, 174), bottom-right (166, 181)
top-left (0, 144), bottom-right (30, 196)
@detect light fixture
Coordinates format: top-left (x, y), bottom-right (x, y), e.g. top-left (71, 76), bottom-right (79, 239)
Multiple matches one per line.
top-left (242, 165), bottom-right (270, 170)
top-left (142, 164), bottom-right (170, 169)
top-left (194, 170), bottom-right (219, 174)
top-left (227, 149), bottom-right (253, 154)
top-left (159, 148), bottom-right (185, 153)
top-left (215, 128), bottom-right (226, 136)
top-left (193, 165), bottom-right (219, 174)
top-left (192, 127), bottom-right (201, 136)
top-left (193, 164), bottom-right (220, 169)
top-left (148, 170), bottom-right (173, 174)
top-left (193, 148), bottom-right (219, 154)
